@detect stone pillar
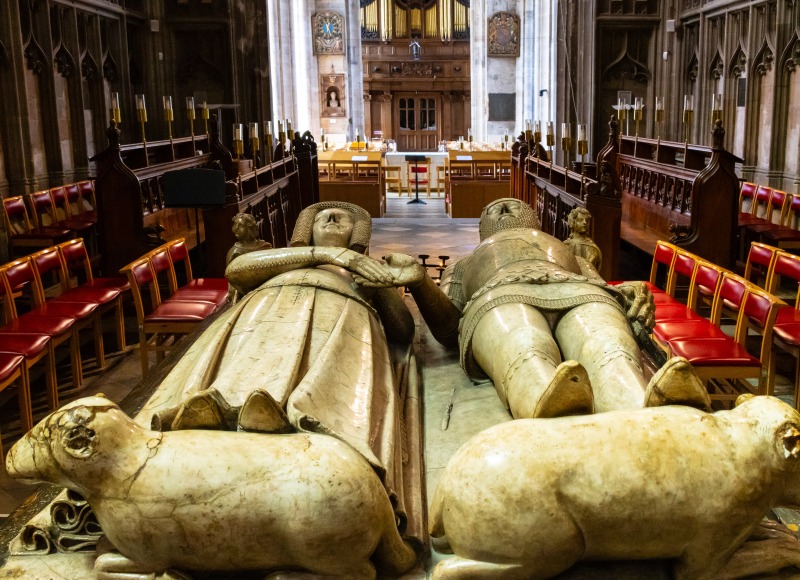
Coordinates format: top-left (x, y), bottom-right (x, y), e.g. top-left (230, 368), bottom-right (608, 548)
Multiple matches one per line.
top-left (470, 0), bottom-right (488, 142)
top-left (344, 0), bottom-right (364, 141)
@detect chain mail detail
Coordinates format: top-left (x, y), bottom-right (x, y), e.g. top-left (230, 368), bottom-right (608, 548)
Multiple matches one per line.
top-left (459, 292), bottom-right (625, 380)
top-left (478, 198), bottom-right (541, 241)
top-left (290, 201), bottom-right (372, 253)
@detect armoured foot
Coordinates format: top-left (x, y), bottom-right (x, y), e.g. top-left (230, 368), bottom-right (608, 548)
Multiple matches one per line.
top-left (644, 357), bottom-right (711, 411)
top-left (171, 388), bottom-right (235, 430)
top-left (432, 556), bottom-right (534, 580)
top-left (239, 389), bottom-right (293, 433)
top-left (95, 551), bottom-right (191, 580)
top-left (533, 360), bottom-right (594, 418)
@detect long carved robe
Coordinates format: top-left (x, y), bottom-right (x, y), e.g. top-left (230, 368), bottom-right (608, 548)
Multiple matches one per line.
top-left (137, 266), bottom-right (414, 536)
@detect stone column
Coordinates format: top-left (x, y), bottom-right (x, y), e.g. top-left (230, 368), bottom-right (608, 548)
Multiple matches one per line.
top-left (470, 0), bottom-right (488, 142)
top-left (344, 0), bottom-right (364, 141)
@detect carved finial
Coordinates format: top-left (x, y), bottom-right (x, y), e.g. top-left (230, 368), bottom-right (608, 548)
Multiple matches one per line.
top-left (608, 115), bottom-right (619, 138)
top-left (711, 119), bottom-right (725, 150)
top-left (106, 120), bottom-right (121, 149)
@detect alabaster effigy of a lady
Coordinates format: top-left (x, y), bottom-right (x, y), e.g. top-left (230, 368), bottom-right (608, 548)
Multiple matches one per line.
top-left (28, 201), bottom-right (424, 577)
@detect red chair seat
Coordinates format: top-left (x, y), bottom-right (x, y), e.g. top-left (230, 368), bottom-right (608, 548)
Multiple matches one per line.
top-left (55, 286), bottom-right (121, 305)
top-left (764, 229), bottom-right (800, 244)
top-left (655, 303), bottom-right (706, 323)
top-left (171, 287), bottom-right (227, 307)
top-left (774, 322), bottom-right (800, 347)
top-left (653, 319), bottom-right (728, 344)
top-left (0, 352), bottom-right (24, 381)
top-left (0, 333), bottom-right (51, 358)
top-left (29, 301), bottom-right (99, 319)
top-left (145, 300), bottom-right (218, 323)
top-left (0, 314), bottom-right (76, 336)
top-left (669, 338), bottom-right (760, 367)
top-left (86, 277), bottom-right (130, 293)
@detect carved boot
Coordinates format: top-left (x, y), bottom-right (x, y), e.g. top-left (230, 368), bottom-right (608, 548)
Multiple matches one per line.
top-left (238, 389), bottom-right (293, 434)
top-left (644, 356), bottom-right (711, 411)
top-left (171, 388), bottom-right (236, 431)
top-left (533, 360), bottom-right (594, 419)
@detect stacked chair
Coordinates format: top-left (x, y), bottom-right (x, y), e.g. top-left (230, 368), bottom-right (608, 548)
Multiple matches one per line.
top-left (120, 238), bottom-right (227, 376)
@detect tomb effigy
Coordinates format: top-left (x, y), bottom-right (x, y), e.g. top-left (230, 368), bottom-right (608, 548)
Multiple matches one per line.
top-left (3, 201), bottom-right (423, 579)
top-left (385, 197), bottom-right (711, 417)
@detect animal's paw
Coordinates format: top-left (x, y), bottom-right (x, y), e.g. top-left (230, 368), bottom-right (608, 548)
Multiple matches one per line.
top-left (95, 551), bottom-right (192, 580)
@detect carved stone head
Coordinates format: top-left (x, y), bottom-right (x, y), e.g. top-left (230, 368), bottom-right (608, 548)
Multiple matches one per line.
top-left (291, 202), bottom-right (371, 253)
top-left (479, 198), bottom-right (540, 241)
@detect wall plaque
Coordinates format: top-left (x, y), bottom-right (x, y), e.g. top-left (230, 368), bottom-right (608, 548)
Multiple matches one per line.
top-left (488, 12), bottom-right (520, 57)
top-left (312, 12), bottom-right (345, 55)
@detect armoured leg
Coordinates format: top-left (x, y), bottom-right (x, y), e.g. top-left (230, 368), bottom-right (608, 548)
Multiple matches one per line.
top-left (555, 302), bottom-right (649, 413)
top-left (472, 303), bottom-right (593, 418)
top-left (644, 356), bottom-right (711, 410)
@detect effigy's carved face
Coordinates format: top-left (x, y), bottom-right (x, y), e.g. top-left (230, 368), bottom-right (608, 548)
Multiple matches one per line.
top-left (311, 208), bottom-right (354, 248)
top-left (479, 199), bottom-right (539, 240)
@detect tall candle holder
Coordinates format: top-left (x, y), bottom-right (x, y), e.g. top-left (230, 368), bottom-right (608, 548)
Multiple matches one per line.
top-left (201, 101), bottom-right (210, 137)
top-left (682, 94), bottom-right (694, 160)
top-left (654, 96), bottom-right (664, 141)
top-left (232, 123), bottom-right (244, 161)
top-left (163, 96), bottom-right (174, 140)
top-left (711, 93), bottom-right (722, 125)
top-left (524, 119), bottom-right (532, 145)
top-left (286, 119), bottom-right (294, 154)
top-left (467, 128), bottom-right (473, 151)
top-left (545, 122), bottom-right (555, 168)
top-left (264, 121), bottom-right (274, 163)
top-left (633, 97), bottom-right (643, 155)
top-left (277, 120), bottom-right (286, 157)
top-left (109, 92), bottom-right (121, 125)
top-left (615, 98), bottom-right (627, 139)
top-left (533, 121), bottom-right (542, 159)
top-left (577, 124), bottom-right (588, 195)
top-left (458, 135), bottom-right (464, 150)
top-left (503, 128), bottom-right (509, 151)
top-left (249, 122), bottom-right (259, 168)
top-left (561, 122), bottom-right (571, 169)
top-left (186, 97), bottom-right (196, 138)
top-left (135, 94), bottom-right (149, 166)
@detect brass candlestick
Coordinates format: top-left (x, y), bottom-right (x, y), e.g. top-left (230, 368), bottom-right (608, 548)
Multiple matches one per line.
top-left (249, 122), bottom-right (259, 169)
top-left (163, 96), bottom-right (174, 140)
top-left (633, 98), bottom-right (643, 155)
top-left (546, 122), bottom-right (555, 168)
top-left (233, 123), bottom-right (244, 161)
top-left (109, 92), bottom-right (121, 125)
top-left (265, 122), bottom-right (273, 164)
top-left (682, 94), bottom-right (694, 162)
top-left (201, 102), bottom-right (210, 137)
top-left (135, 94), bottom-right (148, 165)
top-left (561, 123), bottom-right (571, 169)
top-left (186, 97), bottom-right (196, 138)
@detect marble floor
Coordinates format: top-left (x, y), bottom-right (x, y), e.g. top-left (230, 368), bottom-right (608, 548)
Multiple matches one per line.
top-left (0, 194), bottom-right (797, 578)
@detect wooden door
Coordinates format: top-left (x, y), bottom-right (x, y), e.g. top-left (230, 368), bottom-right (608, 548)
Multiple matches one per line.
top-left (396, 94), bottom-right (439, 152)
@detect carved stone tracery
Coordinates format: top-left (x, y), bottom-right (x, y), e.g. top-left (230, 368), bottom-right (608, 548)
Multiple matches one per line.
top-left (730, 45), bottom-right (747, 77)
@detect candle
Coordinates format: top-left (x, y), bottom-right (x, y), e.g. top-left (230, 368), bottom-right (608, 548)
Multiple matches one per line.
top-left (617, 98), bottom-right (626, 121)
top-left (655, 96), bottom-right (665, 123)
top-left (249, 122), bottom-right (258, 139)
top-left (163, 96), bottom-right (173, 124)
top-left (711, 93), bottom-right (722, 122)
top-left (266, 121), bottom-right (273, 136)
top-left (136, 94), bottom-right (146, 110)
top-left (634, 97), bottom-right (643, 121)
top-left (109, 92), bottom-right (121, 124)
top-left (546, 121), bottom-right (555, 147)
top-left (185, 96), bottom-right (194, 110)
top-left (561, 123), bottom-right (571, 151)
top-left (577, 123), bottom-right (588, 155)
top-left (201, 101), bottom-right (209, 120)
top-left (683, 94), bottom-right (694, 125)
top-left (233, 123), bottom-right (243, 141)
top-left (525, 119), bottom-right (531, 131)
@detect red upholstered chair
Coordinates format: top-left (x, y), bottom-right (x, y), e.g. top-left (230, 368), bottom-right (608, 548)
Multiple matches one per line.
top-left (0, 352), bottom-right (31, 448)
top-left (738, 182), bottom-right (758, 216)
top-left (653, 260), bottom-right (726, 347)
top-left (407, 159), bottom-right (432, 197)
top-left (64, 183), bottom-right (98, 222)
top-left (148, 245), bottom-right (226, 307)
top-left (121, 257), bottom-right (220, 376)
top-left (166, 239), bottom-right (228, 305)
top-left (668, 272), bottom-right (783, 403)
top-left (742, 189), bottom-right (790, 243)
top-left (742, 241), bottom-right (779, 289)
top-left (58, 238), bottom-right (130, 352)
top-left (2, 195), bottom-right (72, 255)
top-left (30, 246), bottom-right (106, 370)
top-left (766, 251), bottom-right (800, 408)
top-left (608, 239), bottom-right (679, 305)
top-left (0, 258), bottom-right (83, 390)
top-left (763, 194), bottom-right (800, 250)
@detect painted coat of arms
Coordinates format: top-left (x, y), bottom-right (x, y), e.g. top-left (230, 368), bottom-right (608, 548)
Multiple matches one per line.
top-left (313, 12), bottom-right (345, 55)
top-left (488, 12), bottom-right (520, 57)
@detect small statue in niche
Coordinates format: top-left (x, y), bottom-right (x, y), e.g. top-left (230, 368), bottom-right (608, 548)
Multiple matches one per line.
top-left (597, 160), bottom-right (620, 199)
top-left (327, 89), bottom-right (340, 109)
top-left (226, 213), bottom-right (272, 303)
top-left (564, 207), bottom-right (602, 272)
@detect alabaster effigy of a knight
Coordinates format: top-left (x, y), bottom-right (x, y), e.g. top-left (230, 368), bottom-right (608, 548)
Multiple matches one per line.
top-left (359, 197), bottom-right (710, 419)
top-left (5, 201), bottom-right (424, 578)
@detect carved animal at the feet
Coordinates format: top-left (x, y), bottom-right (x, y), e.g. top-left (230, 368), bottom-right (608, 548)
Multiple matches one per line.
top-left (6, 396), bottom-right (417, 579)
top-left (429, 396), bottom-right (800, 580)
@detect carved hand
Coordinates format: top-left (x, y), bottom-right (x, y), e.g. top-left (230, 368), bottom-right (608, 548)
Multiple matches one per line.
top-left (354, 253), bottom-right (425, 288)
top-left (615, 281), bottom-right (656, 331)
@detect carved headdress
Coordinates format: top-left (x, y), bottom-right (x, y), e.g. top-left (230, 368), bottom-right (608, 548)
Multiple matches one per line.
top-left (290, 201), bottom-right (372, 254)
top-left (478, 198), bottom-right (540, 241)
